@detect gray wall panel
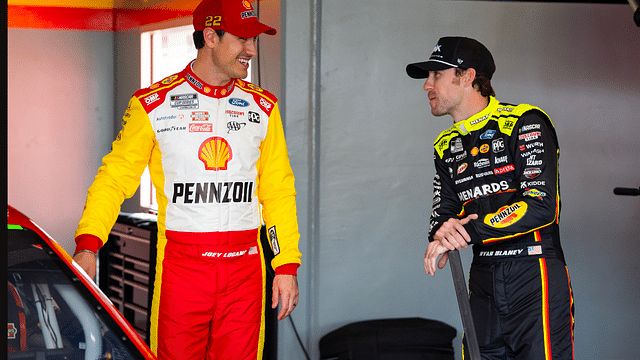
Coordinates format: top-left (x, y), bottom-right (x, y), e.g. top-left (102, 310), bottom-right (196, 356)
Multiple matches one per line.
top-left (8, 29), bottom-right (115, 254)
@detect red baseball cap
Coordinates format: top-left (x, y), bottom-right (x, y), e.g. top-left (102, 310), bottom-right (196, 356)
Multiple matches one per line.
top-left (193, 0), bottom-right (277, 38)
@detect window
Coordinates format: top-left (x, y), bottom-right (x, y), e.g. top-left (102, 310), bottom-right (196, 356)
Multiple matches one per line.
top-left (138, 25), bottom-right (252, 211)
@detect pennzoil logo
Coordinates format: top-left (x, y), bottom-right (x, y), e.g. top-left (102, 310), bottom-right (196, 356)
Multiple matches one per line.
top-left (198, 137), bottom-right (232, 171)
top-left (161, 75), bottom-right (178, 84)
top-left (484, 201), bottom-right (528, 228)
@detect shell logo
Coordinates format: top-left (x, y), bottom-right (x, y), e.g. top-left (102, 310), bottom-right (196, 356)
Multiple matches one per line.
top-left (198, 137), bottom-right (232, 171)
top-left (243, 0), bottom-right (252, 10)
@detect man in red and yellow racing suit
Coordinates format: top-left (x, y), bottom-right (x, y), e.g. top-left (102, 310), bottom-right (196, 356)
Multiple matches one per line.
top-left (72, 1), bottom-right (301, 359)
top-left (408, 37), bottom-right (574, 359)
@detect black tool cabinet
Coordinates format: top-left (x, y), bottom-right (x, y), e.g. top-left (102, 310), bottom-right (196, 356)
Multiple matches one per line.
top-left (98, 213), bottom-right (158, 344)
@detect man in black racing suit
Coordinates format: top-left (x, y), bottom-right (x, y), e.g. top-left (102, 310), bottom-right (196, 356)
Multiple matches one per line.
top-left (407, 37), bottom-right (574, 359)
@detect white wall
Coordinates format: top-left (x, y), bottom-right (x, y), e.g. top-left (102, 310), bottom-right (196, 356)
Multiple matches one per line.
top-left (8, 29), bottom-right (115, 253)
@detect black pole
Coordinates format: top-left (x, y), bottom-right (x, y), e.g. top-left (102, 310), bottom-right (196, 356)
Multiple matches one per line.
top-left (449, 250), bottom-right (481, 360)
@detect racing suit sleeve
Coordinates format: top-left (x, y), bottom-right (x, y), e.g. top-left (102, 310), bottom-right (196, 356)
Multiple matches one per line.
top-left (463, 110), bottom-right (560, 244)
top-left (74, 97), bottom-right (156, 253)
top-left (428, 153), bottom-right (465, 242)
top-left (257, 102), bottom-right (302, 275)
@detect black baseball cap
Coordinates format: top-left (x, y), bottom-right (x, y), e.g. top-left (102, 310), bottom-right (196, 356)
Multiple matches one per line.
top-left (406, 37), bottom-right (495, 79)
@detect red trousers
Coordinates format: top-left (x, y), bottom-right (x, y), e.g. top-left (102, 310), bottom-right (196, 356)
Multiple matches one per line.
top-left (151, 230), bottom-right (265, 360)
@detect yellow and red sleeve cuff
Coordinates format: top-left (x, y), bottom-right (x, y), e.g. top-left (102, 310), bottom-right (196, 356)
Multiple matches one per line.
top-left (74, 234), bottom-right (103, 255)
top-left (274, 263), bottom-right (300, 276)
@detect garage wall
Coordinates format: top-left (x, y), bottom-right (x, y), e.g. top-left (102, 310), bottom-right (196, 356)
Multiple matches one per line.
top-left (8, 28), bottom-right (116, 251)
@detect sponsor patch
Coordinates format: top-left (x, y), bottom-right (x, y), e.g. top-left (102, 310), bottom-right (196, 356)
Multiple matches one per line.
top-left (172, 181), bottom-right (253, 204)
top-left (156, 126), bottom-right (186, 134)
top-left (523, 188), bottom-right (547, 201)
top-left (480, 129), bottom-right (496, 140)
top-left (144, 93), bottom-right (160, 105)
top-left (474, 158), bottom-right (490, 169)
top-left (161, 75), bottom-right (178, 85)
top-left (248, 111), bottom-right (261, 124)
top-left (526, 155), bottom-right (543, 166)
top-left (521, 124), bottom-right (541, 132)
top-left (484, 201), bottom-right (528, 228)
top-left (457, 163), bottom-right (468, 175)
top-left (492, 138), bottom-right (505, 153)
top-left (523, 168), bottom-right (542, 179)
top-left (268, 226), bottom-right (280, 255)
top-left (518, 131), bottom-right (541, 141)
top-left (198, 137), bottom-right (232, 170)
top-left (189, 123), bottom-right (213, 133)
top-left (229, 98), bottom-right (249, 107)
top-left (226, 110), bottom-right (245, 118)
top-left (227, 121), bottom-right (246, 133)
top-left (494, 155), bottom-right (508, 164)
top-left (455, 175), bottom-right (473, 185)
top-left (186, 73), bottom-right (203, 89)
top-left (259, 97), bottom-right (273, 112)
top-left (170, 93), bottom-right (199, 109)
top-left (450, 138), bottom-right (463, 153)
top-left (494, 164), bottom-right (515, 175)
top-left (191, 111), bottom-right (210, 121)
top-left (457, 181), bottom-right (510, 202)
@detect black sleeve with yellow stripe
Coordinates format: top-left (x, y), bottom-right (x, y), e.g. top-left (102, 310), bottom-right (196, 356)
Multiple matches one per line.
top-left (463, 110), bottom-right (561, 245)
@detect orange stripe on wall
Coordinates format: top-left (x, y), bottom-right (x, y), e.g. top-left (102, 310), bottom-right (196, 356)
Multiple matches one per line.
top-left (116, 8), bottom-right (193, 31)
top-left (8, 5), bottom-right (193, 31)
top-left (8, 6), bottom-right (115, 31)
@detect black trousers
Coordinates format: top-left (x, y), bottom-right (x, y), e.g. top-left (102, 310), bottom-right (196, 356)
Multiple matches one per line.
top-left (464, 258), bottom-right (574, 360)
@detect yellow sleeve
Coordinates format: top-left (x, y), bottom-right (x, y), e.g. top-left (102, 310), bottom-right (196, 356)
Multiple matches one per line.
top-left (257, 103), bottom-right (302, 271)
top-left (75, 96), bottom-right (156, 246)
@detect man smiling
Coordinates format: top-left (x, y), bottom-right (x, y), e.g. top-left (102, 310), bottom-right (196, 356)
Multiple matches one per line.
top-left (73, 0), bottom-right (301, 359)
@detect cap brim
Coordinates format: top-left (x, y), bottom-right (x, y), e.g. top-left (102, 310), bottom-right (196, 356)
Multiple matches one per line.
top-left (225, 22), bottom-right (277, 38)
top-left (406, 60), bottom-right (456, 79)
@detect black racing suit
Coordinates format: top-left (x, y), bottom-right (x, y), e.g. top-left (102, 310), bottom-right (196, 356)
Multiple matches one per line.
top-left (429, 97), bottom-right (574, 359)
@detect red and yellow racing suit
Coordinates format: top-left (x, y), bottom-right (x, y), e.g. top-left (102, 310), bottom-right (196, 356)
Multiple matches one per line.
top-left (74, 62), bottom-right (301, 360)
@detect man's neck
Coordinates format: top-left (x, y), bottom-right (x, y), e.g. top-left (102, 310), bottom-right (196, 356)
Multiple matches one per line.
top-left (191, 55), bottom-right (231, 87)
top-left (452, 94), bottom-right (490, 124)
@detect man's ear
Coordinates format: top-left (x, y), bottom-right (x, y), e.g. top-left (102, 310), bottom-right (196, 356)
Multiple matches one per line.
top-left (203, 28), bottom-right (220, 48)
top-left (462, 68), bottom-right (477, 88)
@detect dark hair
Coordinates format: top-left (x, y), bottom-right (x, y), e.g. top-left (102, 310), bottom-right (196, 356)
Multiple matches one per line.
top-left (193, 30), bottom-right (226, 50)
top-left (455, 67), bottom-right (495, 98)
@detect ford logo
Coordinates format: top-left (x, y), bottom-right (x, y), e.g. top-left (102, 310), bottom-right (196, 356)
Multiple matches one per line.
top-left (229, 98), bottom-right (249, 107)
